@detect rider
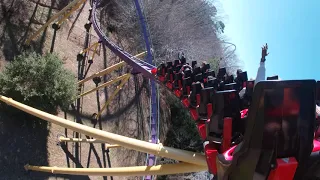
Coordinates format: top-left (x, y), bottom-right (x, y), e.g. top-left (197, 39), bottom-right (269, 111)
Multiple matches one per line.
top-left (255, 43), bottom-right (268, 85)
top-left (239, 43), bottom-right (268, 98)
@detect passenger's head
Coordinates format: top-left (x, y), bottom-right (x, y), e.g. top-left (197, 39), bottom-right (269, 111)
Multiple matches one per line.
top-left (201, 61), bottom-right (207, 68)
top-left (236, 69), bottom-right (243, 76)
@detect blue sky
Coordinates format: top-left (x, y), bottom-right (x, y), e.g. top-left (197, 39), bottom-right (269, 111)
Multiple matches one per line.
top-left (218, 0), bottom-right (320, 80)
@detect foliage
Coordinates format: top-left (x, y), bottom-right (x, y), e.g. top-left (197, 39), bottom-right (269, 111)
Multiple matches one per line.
top-left (100, 0), bottom-right (239, 68)
top-left (207, 57), bottom-right (220, 73)
top-left (0, 52), bottom-right (77, 114)
top-left (163, 94), bottom-right (203, 152)
top-left (215, 21), bottom-right (225, 33)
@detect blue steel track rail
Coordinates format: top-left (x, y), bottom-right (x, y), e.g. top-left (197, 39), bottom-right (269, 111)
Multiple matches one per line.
top-left (91, 0), bottom-right (159, 82)
top-left (133, 1), bottom-right (158, 179)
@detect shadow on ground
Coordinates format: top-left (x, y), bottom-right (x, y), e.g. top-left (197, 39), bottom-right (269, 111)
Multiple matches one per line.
top-left (0, 107), bottom-right (92, 180)
top-left (0, 109), bottom-right (49, 179)
top-left (0, 0), bottom-right (58, 61)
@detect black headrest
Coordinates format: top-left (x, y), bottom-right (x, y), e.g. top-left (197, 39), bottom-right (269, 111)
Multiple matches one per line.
top-left (218, 67), bottom-right (227, 80)
top-left (235, 71), bottom-right (248, 87)
top-left (213, 90), bottom-right (240, 118)
top-left (174, 59), bottom-right (180, 67)
top-left (267, 75), bottom-right (279, 80)
top-left (175, 65), bottom-right (182, 72)
top-left (206, 78), bottom-right (219, 89)
top-left (193, 66), bottom-right (201, 75)
top-left (166, 68), bottom-right (174, 81)
top-left (184, 69), bottom-right (192, 78)
top-left (192, 82), bottom-right (202, 94)
top-left (201, 87), bottom-right (215, 104)
top-left (316, 81), bottom-right (320, 104)
top-left (195, 73), bottom-right (203, 82)
top-left (207, 90), bottom-right (240, 139)
top-left (192, 61), bottom-right (197, 68)
top-left (174, 73), bottom-right (182, 81)
top-left (157, 63), bottom-right (166, 76)
top-left (224, 83), bottom-right (239, 91)
top-left (180, 57), bottom-right (186, 65)
top-left (218, 81), bottom-right (225, 91)
top-left (205, 63), bottom-right (210, 70)
top-left (207, 70), bottom-right (215, 77)
top-left (225, 75), bottom-right (234, 84)
top-left (245, 80), bottom-right (255, 90)
top-left (183, 77), bottom-right (193, 86)
top-left (166, 61), bottom-right (173, 68)
top-left (201, 63), bottom-right (210, 73)
top-left (239, 71), bottom-right (248, 81)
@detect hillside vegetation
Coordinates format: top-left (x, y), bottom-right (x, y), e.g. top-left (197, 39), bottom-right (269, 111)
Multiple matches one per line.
top-left (101, 0), bottom-right (238, 67)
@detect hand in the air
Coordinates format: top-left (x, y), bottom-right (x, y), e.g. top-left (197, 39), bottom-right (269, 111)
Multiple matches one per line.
top-left (261, 43), bottom-right (269, 62)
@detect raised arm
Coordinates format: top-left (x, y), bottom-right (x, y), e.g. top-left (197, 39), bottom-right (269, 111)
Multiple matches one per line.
top-left (254, 43), bottom-right (269, 86)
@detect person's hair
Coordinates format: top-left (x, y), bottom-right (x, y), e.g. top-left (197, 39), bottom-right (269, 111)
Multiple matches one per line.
top-left (237, 69), bottom-right (243, 76)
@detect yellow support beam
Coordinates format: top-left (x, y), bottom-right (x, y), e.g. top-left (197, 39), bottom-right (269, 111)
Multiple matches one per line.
top-left (0, 95), bottom-right (207, 166)
top-left (24, 163), bottom-right (207, 176)
top-left (77, 51), bottom-right (147, 85)
top-left (105, 144), bottom-right (121, 149)
top-left (79, 42), bottom-right (100, 55)
top-left (25, 0), bottom-right (87, 44)
top-left (91, 42), bottom-right (100, 61)
top-left (59, 137), bottom-right (120, 148)
top-left (95, 74), bottom-right (130, 119)
top-left (59, 137), bottom-right (104, 143)
top-left (77, 74), bottom-right (130, 98)
top-left (79, 42), bottom-right (100, 64)
top-left (77, 61), bottom-right (126, 85)
top-left (133, 51), bottom-right (147, 59)
top-left (56, 0), bottom-right (85, 26)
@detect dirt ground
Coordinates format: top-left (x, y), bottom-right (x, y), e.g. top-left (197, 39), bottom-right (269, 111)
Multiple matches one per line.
top-left (0, 1), bottom-right (170, 179)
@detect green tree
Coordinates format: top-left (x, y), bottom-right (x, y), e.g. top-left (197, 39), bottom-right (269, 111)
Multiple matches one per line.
top-left (215, 21), bottom-right (225, 33)
top-left (207, 57), bottom-right (220, 73)
top-left (0, 52), bottom-right (77, 114)
top-left (164, 95), bottom-right (203, 152)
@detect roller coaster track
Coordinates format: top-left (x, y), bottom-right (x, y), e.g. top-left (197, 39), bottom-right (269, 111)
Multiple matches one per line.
top-left (133, 1), bottom-right (159, 180)
top-left (91, 1), bottom-right (158, 82)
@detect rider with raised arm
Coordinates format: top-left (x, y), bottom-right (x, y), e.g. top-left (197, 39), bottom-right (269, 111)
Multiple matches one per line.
top-left (239, 43), bottom-right (268, 98)
top-left (255, 43), bottom-right (268, 86)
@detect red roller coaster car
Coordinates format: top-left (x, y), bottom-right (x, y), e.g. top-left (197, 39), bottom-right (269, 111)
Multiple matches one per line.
top-left (155, 58), bottom-right (320, 179)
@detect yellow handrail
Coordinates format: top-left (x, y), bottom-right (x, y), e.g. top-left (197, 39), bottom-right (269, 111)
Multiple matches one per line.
top-left (59, 137), bottom-right (120, 148)
top-left (59, 137), bottom-right (104, 143)
top-left (24, 163), bottom-right (207, 176)
top-left (0, 95), bottom-right (207, 166)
